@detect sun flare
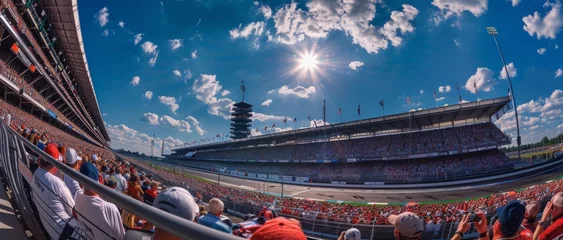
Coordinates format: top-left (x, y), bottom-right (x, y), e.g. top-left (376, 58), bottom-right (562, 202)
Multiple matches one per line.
top-left (299, 53), bottom-right (319, 70)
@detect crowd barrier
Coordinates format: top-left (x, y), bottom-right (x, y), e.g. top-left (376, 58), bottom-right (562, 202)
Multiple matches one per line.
top-left (0, 120), bottom-right (240, 240)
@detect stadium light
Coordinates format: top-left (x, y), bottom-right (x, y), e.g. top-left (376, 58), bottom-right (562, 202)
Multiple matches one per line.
top-left (486, 26), bottom-right (521, 160)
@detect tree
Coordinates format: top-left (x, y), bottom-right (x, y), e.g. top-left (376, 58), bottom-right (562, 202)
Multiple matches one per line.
top-left (541, 136), bottom-right (549, 144)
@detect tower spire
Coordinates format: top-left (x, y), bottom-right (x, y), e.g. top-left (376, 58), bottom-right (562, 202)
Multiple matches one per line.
top-left (241, 80), bottom-right (246, 102)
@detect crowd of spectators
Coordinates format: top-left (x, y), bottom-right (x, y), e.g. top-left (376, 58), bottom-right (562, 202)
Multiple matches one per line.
top-left (189, 123), bottom-right (510, 161)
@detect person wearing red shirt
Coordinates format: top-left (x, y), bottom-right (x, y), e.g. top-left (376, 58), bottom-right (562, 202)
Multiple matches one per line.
top-left (534, 192), bottom-right (563, 240)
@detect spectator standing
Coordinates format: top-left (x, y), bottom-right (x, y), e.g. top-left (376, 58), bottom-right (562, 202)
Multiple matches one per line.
top-left (74, 162), bottom-right (126, 240)
top-left (388, 212), bottom-right (423, 240)
top-left (534, 192), bottom-right (563, 240)
top-left (492, 200), bottom-right (532, 240)
top-left (31, 145), bottom-right (77, 240)
top-left (63, 148), bottom-right (82, 198)
top-left (250, 218), bottom-right (307, 240)
top-left (197, 198), bottom-right (232, 234)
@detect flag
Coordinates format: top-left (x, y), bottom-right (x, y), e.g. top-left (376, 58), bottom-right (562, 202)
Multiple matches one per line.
top-left (473, 80), bottom-right (477, 94)
top-left (379, 99), bottom-right (384, 107)
top-left (433, 91), bottom-right (437, 99)
top-left (283, 117), bottom-right (287, 123)
top-left (406, 96), bottom-right (411, 105)
top-left (308, 114), bottom-right (311, 121)
top-left (337, 108), bottom-right (342, 115)
top-left (265, 126), bottom-right (268, 131)
top-left (293, 117), bottom-right (296, 122)
top-left (508, 88), bottom-right (511, 96)
top-left (459, 95), bottom-right (463, 103)
top-left (272, 123), bottom-right (276, 128)
top-left (216, 134), bottom-right (221, 138)
top-left (357, 105), bottom-right (360, 116)
top-left (323, 99), bottom-right (326, 107)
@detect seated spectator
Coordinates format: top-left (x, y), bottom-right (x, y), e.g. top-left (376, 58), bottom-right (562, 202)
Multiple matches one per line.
top-left (250, 218), bottom-right (307, 240)
top-left (141, 180), bottom-right (150, 192)
top-left (74, 162), bottom-right (125, 240)
top-left (388, 212), bottom-right (423, 240)
top-left (338, 228), bottom-right (361, 240)
top-left (534, 192), bottom-right (563, 240)
top-left (126, 174), bottom-right (144, 202)
top-left (452, 212), bottom-right (488, 240)
top-left (492, 200), bottom-right (532, 240)
top-left (63, 148), bottom-right (82, 198)
top-left (31, 144), bottom-right (77, 240)
top-left (523, 201), bottom-right (540, 233)
top-left (143, 181), bottom-right (159, 205)
top-left (110, 167), bottom-right (127, 193)
top-left (259, 206), bottom-right (274, 220)
top-left (153, 187), bottom-right (199, 240)
top-left (197, 198), bottom-right (232, 234)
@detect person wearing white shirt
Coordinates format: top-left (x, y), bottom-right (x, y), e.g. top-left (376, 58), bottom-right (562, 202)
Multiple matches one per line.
top-left (110, 167), bottom-right (127, 193)
top-left (74, 162), bottom-right (125, 240)
top-left (63, 148), bottom-right (82, 198)
top-left (31, 144), bottom-right (77, 240)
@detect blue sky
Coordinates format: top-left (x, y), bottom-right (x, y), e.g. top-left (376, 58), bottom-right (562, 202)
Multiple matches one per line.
top-left (77, 0), bottom-right (563, 155)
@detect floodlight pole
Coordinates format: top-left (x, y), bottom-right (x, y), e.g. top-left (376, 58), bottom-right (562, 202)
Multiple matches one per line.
top-left (487, 27), bottom-right (521, 160)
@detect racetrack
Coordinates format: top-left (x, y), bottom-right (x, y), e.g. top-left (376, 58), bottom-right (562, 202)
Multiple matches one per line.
top-left (142, 159), bottom-right (563, 203)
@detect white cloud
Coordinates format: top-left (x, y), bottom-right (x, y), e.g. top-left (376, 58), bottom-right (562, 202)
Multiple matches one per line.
top-left (556, 44), bottom-right (560, 49)
top-left (253, 1), bottom-right (259, 6)
top-left (95, 7), bottom-right (110, 27)
top-left (106, 123), bottom-right (182, 156)
top-left (420, 90), bottom-right (424, 94)
top-left (251, 129), bottom-right (263, 136)
top-left (148, 51), bottom-right (159, 66)
top-left (142, 112), bottom-right (159, 125)
top-left (134, 33), bottom-right (143, 45)
top-left (438, 85), bottom-right (451, 93)
top-left (540, 89), bottom-right (563, 112)
top-left (260, 5), bottom-right (272, 19)
top-left (518, 100), bottom-right (542, 113)
top-left (511, 0), bottom-right (522, 7)
top-left (186, 116), bottom-right (205, 136)
top-left (271, 2), bottom-right (418, 54)
top-left (348, 61), bottom-right (365, 71)
top-left (253, 112), bottom-right (291, 122)
top-left (169, 39), bottom-right (183, 50)
top-left (143, 91), bottom-right (153, 100)
top-left (522, 1), bottom-right (563, 40)
top-left (540, 109), bottom-right (561, 117)
top-left (173, 70), bottom-right (182, 77)
top-left (431, 0), bottom-right (488, 22)
top-left (158, 96), bottom-right (180, 113)
top-left (184, 70), bottom-right (193, 84)
top-left (160, 115), bottom-right (191, 132)
top-left (118, 21), bottom-right (125, 28)
top-left (261, 99), bottom-right (273, 106)
top-left (141, 41), bottom-right (158, 54)
top-left (196, 18), bottom-right (201, 26)
top-left (230, 21), bottom-right (266, 39)
top-left (453, 39), bottom-right (460, 46)
top-left (522, 116), bottom-right (540, 126)
top-left (464, 68), bottom-right (496, 94)
top-left (131, 76), bottom-right (140, 86)
top-left (529, 125), bottom-right (540, 130)
top-left (435, 96), bottom-right (446, 101)
top-left (537, 48), bottom-right (547, 55)
top-left (558, 123), bottom-right (563, 128)
top-left (102, 29), bottom-right (109, 36)
top-left (221, 90), bottom-right (230, 96)
top-left (103, 113), bottom-right (107, 116)
top-left (556, 68), bottom-right (563, 78)
top-left (499, 62), bottom-right (518, 79)
top-left (192, 74), bottom-right (235, 118)
top-left (191, 50), bottom-right (198, 59)
top-left (277, 85), bottom-right (316, 98)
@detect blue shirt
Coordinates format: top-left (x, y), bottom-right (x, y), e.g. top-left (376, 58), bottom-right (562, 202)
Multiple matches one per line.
top-left (197, 214), bottom-right (232, 234)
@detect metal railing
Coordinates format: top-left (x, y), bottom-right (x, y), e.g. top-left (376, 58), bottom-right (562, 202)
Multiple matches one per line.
top-left (0, 120), bottom-right (240, 240)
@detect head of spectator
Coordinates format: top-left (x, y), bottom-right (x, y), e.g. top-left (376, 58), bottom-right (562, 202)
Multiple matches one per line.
top-left (388, 212), bottom-right (423, 240)
top-left (106, 179), bottom-right (117, 189)
top-left (338, 228), bottom-right (361, 240)
top-left (40, 143), bottom-right (61, 173)
top-left (548, 192), bottom-right (563, 220)
top-left (199, 206), bottom-right (208, 216)
top-left (65, 148), bottom-right (81, 170)
top-left (91, 153), bottom-right (98, 162)
top-left (152, 187), bottom-right (199, 240)
top-left (80, 162), bottom-right (99, 184)
top-left (250, 218), bottom-right (307, 240)
top-left (208, 198), bottom-right (224, 217)
top-left (524, 201), bottom-right (540, 223)
top-left (493, 200), bottom-right (526, 238)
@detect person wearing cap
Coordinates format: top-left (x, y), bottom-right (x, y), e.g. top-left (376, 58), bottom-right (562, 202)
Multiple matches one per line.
top-left (74, 162), bottom-right (125, 240)
top-left (490, 200), bottom-right (533, 240)
top-left (91, 153), bottom-right (99, 162)
top-left (250, 217), bottom-right (307, 240)
top-left (534, 192), bottom-right (563, 240)
top-left (152, 187), bottom-right (199, 240)
top-left (452, 211), bottom-right (488, 240)
top-left (388, 212), bottom-right (423, 240)
top-left (338, 228), bottom-right (361, 240)
top-left (63, 148), bottom-right (82, 198)
top-left (110, 167), bottom-right (127, 193)
top-left (197, 198), bottom-right (232, 234)
top-left (31, 144), bottom-right (78, 240)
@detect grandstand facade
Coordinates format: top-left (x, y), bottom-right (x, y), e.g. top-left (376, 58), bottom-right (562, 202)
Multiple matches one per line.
top-left (0, 0), bottom-right (108, 146)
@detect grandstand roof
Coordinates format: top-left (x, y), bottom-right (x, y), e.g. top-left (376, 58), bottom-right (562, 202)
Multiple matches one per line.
top-left (172, 96), bottom-right (511, 152)
top-left (41, 0), bottom-right (110, 141)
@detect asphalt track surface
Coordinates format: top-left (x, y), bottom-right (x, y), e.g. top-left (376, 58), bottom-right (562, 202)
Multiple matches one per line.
top-left (144, 159), bottom-right (563, 203)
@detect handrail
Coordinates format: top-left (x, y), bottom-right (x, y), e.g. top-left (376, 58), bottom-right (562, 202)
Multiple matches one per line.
top-left (0, 120), bottom-right (240, 240)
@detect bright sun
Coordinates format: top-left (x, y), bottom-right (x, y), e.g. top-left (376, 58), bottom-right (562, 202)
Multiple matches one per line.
top-left (299, 53), bottom-right (319, 70)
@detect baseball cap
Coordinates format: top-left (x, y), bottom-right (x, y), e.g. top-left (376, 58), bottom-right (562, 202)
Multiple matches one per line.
top-left (153, 187), bottom-right (198, 221)
top-left (91, 154), bottom-right (98, 162)
top-left (65, 148), bottom-right (82, 165)
top-left (79, 162), bottom-right (99, 182)
top-left (250, 218), bottom-right (307, 240)
top-left (44, 144), bottom-right (61, 161)
top-left (388, 212), bottom-right (423, 239)
top-left (344, 228), bottom-right (361, 240)
top-left (496, 200), bottom-right (525, 237)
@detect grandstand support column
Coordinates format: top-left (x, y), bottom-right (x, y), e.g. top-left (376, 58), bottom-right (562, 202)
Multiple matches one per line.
top-left (487, 27), bottom-right (521, 160)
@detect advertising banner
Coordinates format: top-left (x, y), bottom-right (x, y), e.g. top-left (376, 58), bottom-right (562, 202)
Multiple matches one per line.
top-left (364, 182), bottom-right (385, 185)
top-left (346, 158), bottom-right (357, 163)
top-left (268, 175), bottom-right (280, 180)
top-left (295, 176), bottom-right (309, 182)
top-left (47, 109), bottom-right (57, 119)
top-left (247, 173), bottom-right (257, 178)
top-left (331, 181), bottom-right (346, 184)
top-left (278, 160), bottom-right (289, 163)
top-left (282, 176), bottom-right (292, 181)
top-left (10, 43), bottom-right (36, 73)
top-left (257, 174), bottom-right (268, 179)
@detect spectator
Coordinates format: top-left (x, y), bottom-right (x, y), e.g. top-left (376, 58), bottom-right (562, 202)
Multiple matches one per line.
top-left (388, 212), bottom-right (423, 240)
top-left (110, 167), bottom-right (127, 193)
top-left (197, 198), bottom-right (232, 234)
top-left (250, 218), bottom-right (307, 240)
top-left (534, 192), bottom-right (563, 240)
top-left (259, 206), bottom-right (274, 220)
top-left (141, 180), bottom-right (150, 192)
top-left (492, 200), bottom-right (532, 240)
top-left (153, 187), bottom-right (199, 240)
top-left (63, 148), bottom-right (82, 198)
top-left (452, 212), bottom-right (488, 240)
top-left (523, 201), bottom-right (540, 233)
top-left (143, 181), bottom-right (159, 205)
top-left (126, 174), bottom-right (144, 201)
top-left (74, 162), bottom-right (125, 240)
top-left (31, 144), bottom-right (77, 240)
top-left (338, 228), bottom-right (361, 240)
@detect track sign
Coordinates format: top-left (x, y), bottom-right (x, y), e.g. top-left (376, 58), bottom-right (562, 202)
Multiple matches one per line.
top-left (10, 43), bottom-right (36, 73)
